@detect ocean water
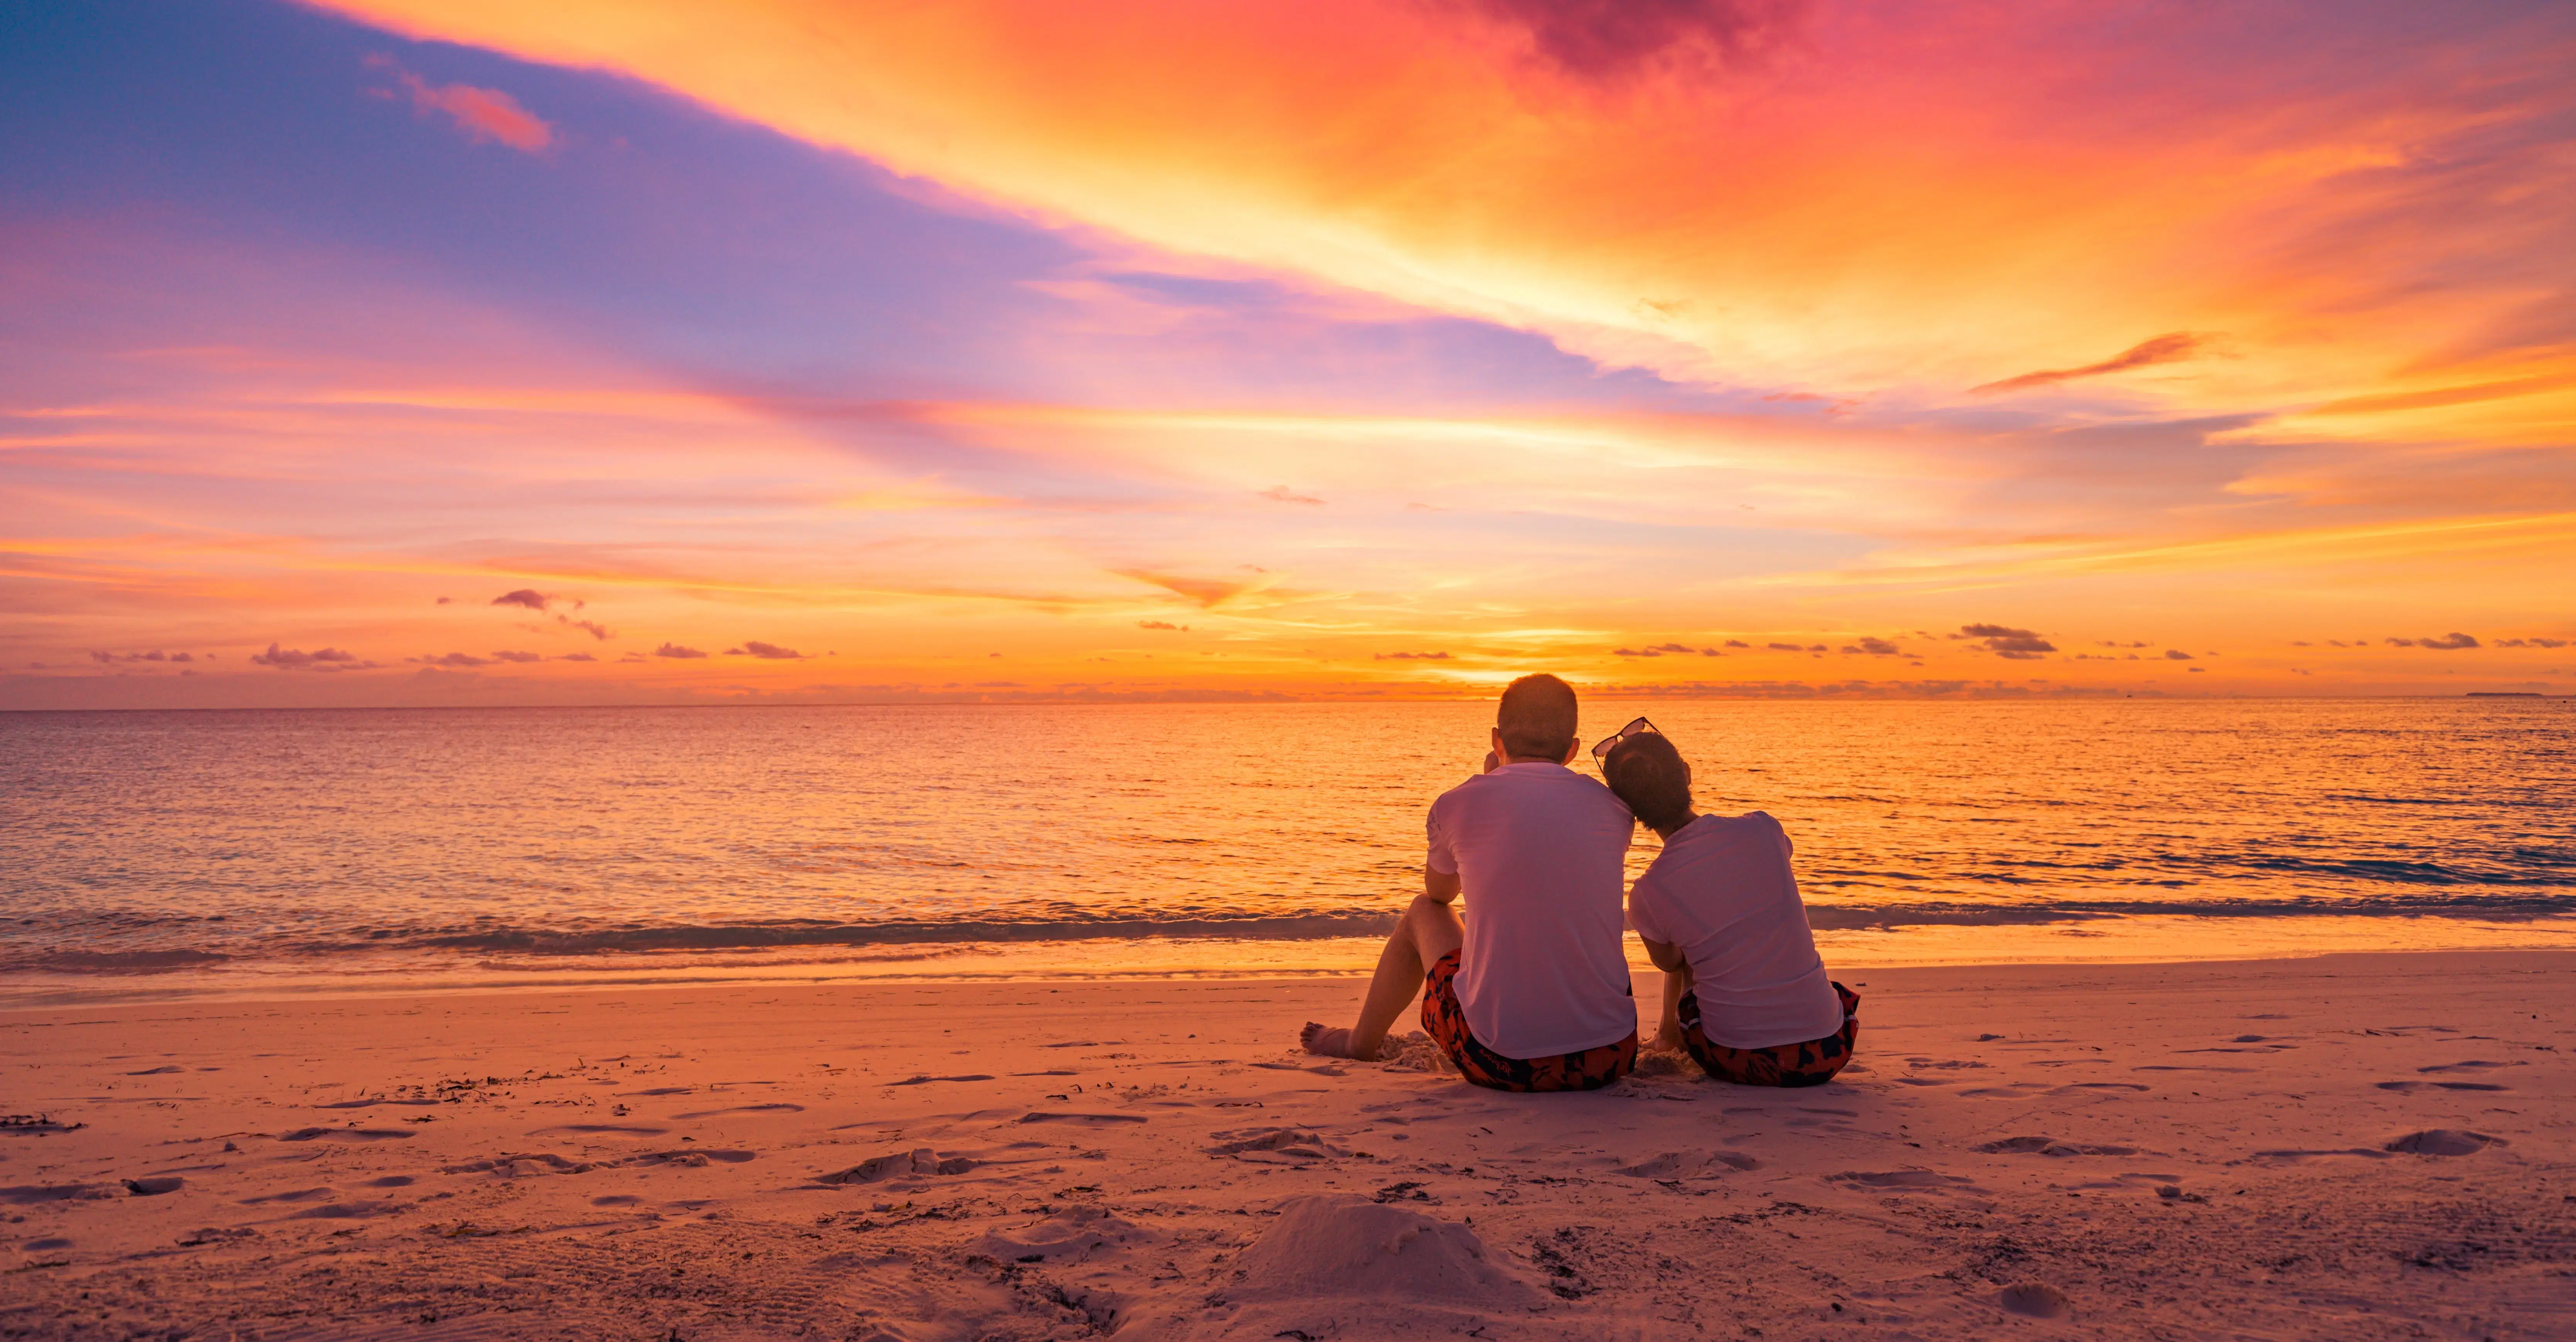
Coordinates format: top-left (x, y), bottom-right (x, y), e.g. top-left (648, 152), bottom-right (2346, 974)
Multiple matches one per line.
top-left (3, 699), bottom-right (2571, 1003)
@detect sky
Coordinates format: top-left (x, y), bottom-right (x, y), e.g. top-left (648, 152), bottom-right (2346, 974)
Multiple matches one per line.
top-left (4, 0), bottom-right (2572, 708)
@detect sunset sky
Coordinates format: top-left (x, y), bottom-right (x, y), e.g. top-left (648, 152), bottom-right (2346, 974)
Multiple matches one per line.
top-left (6, 0), bottom-right (2572, 708)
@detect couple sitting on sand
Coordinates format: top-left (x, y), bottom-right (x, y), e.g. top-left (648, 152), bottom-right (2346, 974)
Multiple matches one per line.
top-left (1302, 674), bottom-right (1858, 1093)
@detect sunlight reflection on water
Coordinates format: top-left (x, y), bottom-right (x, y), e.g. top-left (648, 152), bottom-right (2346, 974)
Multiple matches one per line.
top-left (3, 698), bottom-right (2569, 1000)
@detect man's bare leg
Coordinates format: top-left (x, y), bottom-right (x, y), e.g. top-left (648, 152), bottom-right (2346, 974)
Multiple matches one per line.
top-left (1300, 894), bottom-right (1465, 1061)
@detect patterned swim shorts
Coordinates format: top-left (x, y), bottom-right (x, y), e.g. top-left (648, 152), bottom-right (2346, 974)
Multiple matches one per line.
top-left (1421, 950), bottom-right (1637, 1093)
top-left (1678, 981), bottom-right (1860, 1087)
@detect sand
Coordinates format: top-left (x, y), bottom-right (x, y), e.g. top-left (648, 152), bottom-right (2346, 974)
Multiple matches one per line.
top-left (3, 950), bottom-right (2571, 1340)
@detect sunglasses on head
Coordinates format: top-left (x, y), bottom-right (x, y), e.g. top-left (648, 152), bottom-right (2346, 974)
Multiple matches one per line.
top-left (1590, 716), bottom-right (1660, 761)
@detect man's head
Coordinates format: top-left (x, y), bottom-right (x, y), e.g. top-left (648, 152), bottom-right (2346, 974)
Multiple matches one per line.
top-left (1603, 731), bottom-right (1693, 834)
top-left (1493, 673), bottom-right (1579, 764)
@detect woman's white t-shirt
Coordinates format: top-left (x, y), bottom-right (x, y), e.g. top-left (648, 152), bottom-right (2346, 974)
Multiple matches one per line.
top-left (1625, 812), bottom-right (1844, 1050)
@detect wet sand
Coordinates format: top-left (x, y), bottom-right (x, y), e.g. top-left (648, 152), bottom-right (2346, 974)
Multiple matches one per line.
top-left (4, 950), bottom-right (2571, 1339)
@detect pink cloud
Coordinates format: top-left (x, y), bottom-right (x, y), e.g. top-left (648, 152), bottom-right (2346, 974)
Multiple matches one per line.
top-left (367, 56), bottom-right (553, 152)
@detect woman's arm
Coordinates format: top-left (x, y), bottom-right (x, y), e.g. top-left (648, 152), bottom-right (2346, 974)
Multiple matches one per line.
top-left (1640, 937), bottom-right (1690, 1051)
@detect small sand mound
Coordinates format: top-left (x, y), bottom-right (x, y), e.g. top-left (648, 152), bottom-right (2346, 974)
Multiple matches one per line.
top-left (1614, 1150), bottom-right (1757, 1178)
top-left (2385, 1128), bottom-right (2502, 1156)
top-left (1629, 1050), bottom-right (1694, 1079)
top-left (979, 1206), bottom-right (1153, 1263)
top-left (1371, 1031), bottom-right (1457, 1074)
top-left (1997, 1281), bottom-right (2071, 1318)
top-left (819, 1148), bottom-right (974, 1184)
top-left (1231, 1195), bottom-right (1540, 1305)
top-left (1206, 1127), bottom-right (1347, 1159)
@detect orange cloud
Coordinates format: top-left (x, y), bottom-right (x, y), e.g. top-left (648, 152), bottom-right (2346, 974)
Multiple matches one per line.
top-left (311, 0), bottom-right (2576, 427)
top-left (366, 54), bottom-right (552, 152)
top-left (1971, 333), bottom-right (2208, 395)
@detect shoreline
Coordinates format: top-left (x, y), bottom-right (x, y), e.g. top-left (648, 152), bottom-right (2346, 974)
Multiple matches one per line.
top-left (5, 948), bottom-right (2569, 1338)
top-left (8, 921), bottom-right (2576, 1013)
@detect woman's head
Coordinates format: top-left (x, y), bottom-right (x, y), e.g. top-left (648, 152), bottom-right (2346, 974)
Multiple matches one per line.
top-left (1603, 731), bottom-right (1694, 834)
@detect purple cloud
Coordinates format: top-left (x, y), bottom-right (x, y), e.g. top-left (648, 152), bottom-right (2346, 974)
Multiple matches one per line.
top-left (654, 643), bottom-right (708, 659)
top-left (1961, 623), bottom-right (2056, 659)
top-left (250, 643), bottom-right (366, 670)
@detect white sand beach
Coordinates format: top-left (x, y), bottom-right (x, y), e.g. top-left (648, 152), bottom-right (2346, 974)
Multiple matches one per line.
top-left (5, 950), bottom-right (2571, 1340)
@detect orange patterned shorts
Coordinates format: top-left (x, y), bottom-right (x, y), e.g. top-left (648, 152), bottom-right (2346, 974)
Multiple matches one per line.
top-left (1421, 950), bottom-right (1637, 1093)
top-left (1680, 981), bottom-right (1860, 1087)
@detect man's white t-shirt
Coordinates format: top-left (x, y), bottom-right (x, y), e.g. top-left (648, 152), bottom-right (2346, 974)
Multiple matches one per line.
top-left (1425, 761), bottom-right (1637, 1059)
top-left (1626, 812), bottom-right (1844, 1051)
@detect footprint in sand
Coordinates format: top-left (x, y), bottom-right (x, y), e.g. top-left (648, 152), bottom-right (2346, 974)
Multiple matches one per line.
top-left (532, 1124), bottom-right (668, 1136)
top-left (1996, 1282), bottom-right (2071, 1318)
top-left (2419, 1060), bottom-right (2521, 1074)
top-left (288, 1201), bottom-right (396, 1219)
top-left (123, 1177), bottom-right (184, 1196)
top-left (2377, 1080), bottom-right (2508, 1092)
top-left (445, 1153), bottom-right (595, 1177)
top-left (1834, 1169), bottom-right (1956, 1189)
top-left (673, 1103), bottom-right (806, 1117)
top-left (274, 1127), bottom-right (414, 1142)
top-left (1615, 1151), bottom-right (1758, 1177)
top-left (977, 1206), bottom-right (1154, 1263)
top-left (1976, 1136), bottom-right (2138, 1157)
top-left (240, 1187), bottom-right (335, 1205)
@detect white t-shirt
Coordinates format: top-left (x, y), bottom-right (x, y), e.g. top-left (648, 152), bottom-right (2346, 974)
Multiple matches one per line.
top-left (1425, 762), bottom-right (1637, 1059)
top-left (1626, 812), bottom-right (1844, 1050)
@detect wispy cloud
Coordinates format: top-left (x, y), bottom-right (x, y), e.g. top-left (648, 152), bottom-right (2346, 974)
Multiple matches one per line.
top-left (654, 643), bottom-right (708, 659)
top-left (2386, 633), bottom-right (2480, 650)
top-left (1971, 333), bottom-right (2207, 395)
top-left (366, 55), bottom-right (553, 152)
top-left (728, 641), bottom-right (806, 659)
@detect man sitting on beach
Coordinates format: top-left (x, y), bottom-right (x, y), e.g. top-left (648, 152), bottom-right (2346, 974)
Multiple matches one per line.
top-left (1300, 673), bottom-right (1640, 1091)
top-left (1601, 726), bottom-right (1859, 1087)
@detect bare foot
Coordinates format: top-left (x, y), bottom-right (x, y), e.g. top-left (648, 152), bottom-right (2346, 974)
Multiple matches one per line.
top-left (1300, 1022), bottom-right (1372, 1060)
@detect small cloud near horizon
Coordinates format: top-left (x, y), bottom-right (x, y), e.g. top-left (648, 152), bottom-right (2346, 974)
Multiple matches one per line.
top-left (407, 652), bottom-right (490, 667)
top-left (2387, 633), bottom-right (2480, 650)
top-left (1137, 620), bottom-right (1189, 631)
top-left (1258, 486), bottom-right (1324, 505)
top-left (1961, 623), bottom-right (2056, 659)
top-left (2498, 637), bottom-right (2569, 648)
top-left (655, 643), bottom-right (708, 659)
top-left (490, 650), bottom-right (543, 663)
top-left (556, 652), bottom-right (597, 662)
top-left (1376, 650), bottom-right (1453, 660)
top-left (729, 641), bottom-right (807, 659)
top-left (2165, 648), bottom-right (2194, 660)
top-left (251, 644), bottom-right (372, 671)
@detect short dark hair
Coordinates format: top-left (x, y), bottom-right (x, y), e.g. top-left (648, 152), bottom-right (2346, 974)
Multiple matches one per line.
top-left (1495, 674), bottom-right (1579, 761)
top-left (1604, 732), bottom-right (1693, 832)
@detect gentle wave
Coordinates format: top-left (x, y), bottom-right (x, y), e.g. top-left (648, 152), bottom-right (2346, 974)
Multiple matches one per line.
top-left (12, 894), bottom-right (2576, 975)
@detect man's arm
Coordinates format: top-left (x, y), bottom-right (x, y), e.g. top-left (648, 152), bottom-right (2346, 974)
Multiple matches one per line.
top-left (1423, 864), bottom-right (1461, 905)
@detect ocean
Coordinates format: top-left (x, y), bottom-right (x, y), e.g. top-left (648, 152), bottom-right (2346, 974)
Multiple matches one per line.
top-left (3, 699), bottom-right (2570, 1004)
